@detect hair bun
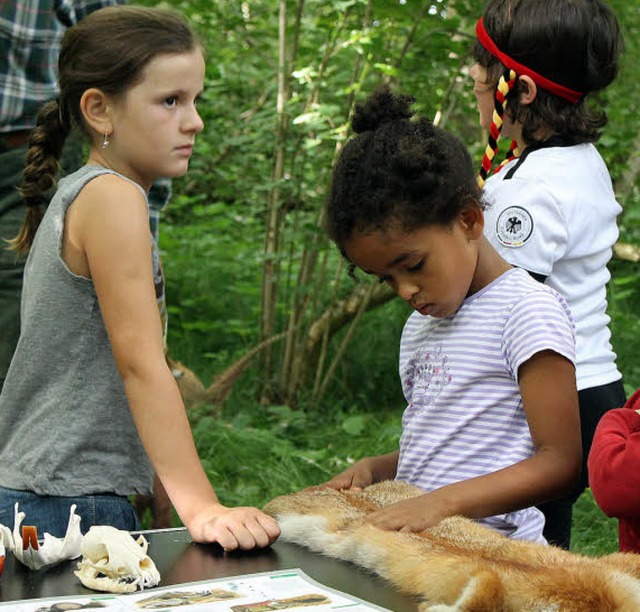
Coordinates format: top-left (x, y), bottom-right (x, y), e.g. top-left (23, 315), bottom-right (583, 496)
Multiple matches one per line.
top-left (351, 85), bottom-right (416, 134)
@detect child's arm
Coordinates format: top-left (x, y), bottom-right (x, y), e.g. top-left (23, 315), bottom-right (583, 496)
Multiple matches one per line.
top-left (75, 176), bottom-right (279, 550)
top-left (323, 452), bottom-right (399, 490)
top-left (366, 350), bottom-right (581, 532)
top-left (588, 390), bottom-right (640, 518)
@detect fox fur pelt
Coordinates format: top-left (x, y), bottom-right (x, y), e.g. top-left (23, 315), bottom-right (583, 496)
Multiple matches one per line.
top-left (263, 480), bottom-right (640, 611)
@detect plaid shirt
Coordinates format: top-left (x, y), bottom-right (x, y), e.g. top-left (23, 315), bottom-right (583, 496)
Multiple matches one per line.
top-left (0, 0), bottom-right (123, 133)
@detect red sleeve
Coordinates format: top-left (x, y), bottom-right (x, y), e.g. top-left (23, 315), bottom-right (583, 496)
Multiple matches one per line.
top-left (588, 390), bottom-right (640, 519)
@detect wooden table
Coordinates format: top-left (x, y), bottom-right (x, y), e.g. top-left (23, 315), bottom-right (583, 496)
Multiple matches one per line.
top-left (0, 528), bottom-right (418, 610)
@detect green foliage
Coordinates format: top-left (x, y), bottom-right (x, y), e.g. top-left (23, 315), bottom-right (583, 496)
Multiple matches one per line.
top-left (150, 0), bottom-right (638, 394)
top-left (186, 396), bottom-right (619, 555)
top-left (136, 0), bottom-right (638, 556)
top-left (609, 260), bottom-right (640, 395)
top-left (147, 0), bottom-right (492, 388)
top-left (187, 402), bottom-right (403, 507)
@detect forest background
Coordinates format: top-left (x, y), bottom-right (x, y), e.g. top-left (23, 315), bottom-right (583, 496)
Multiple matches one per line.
top-left (138, 0), bottom-right (639, 554)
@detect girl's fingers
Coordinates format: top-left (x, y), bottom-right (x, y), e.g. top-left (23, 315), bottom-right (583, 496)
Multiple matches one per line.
top-left (214, 525), bottom-right (240, 551)
top-left (212, 509), bottom-right (281, 550)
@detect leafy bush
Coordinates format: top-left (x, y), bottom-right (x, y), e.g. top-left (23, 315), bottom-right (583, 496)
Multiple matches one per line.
top-left (139, 0), bottom-right (638, 554)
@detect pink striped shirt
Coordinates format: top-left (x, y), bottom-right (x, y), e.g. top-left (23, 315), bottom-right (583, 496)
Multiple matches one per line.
top-left (396, 267), bottom-right (575, 542)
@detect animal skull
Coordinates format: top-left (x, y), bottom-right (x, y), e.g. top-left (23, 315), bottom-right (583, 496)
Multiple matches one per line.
top-left (0, 503), bottom-right (83, 571)
top-left (75, 526), bottom-right (160, 593)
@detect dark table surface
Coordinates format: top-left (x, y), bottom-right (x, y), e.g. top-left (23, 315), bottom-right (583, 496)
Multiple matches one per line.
top-left (0, 528), bottom-right (418, 610)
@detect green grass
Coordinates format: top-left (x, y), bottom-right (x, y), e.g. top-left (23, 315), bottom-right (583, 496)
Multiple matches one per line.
top-left (158, 207), bottom-right (635, 563)
top-left (132, 0), bottom-right (636, 558)
top-left (148, 395), bottom-right (621, 556)
top-left (160, 261), bottom-right (631, 559)
top-left (572, 490), bottom-right (619, 555)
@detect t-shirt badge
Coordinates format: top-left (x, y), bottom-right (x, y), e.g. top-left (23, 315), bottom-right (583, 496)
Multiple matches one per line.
top-left (495, 206), bottom-right (534, 248)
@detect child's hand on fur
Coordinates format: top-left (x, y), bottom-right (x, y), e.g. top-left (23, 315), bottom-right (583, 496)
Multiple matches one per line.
top-left (316, 452), bottom-right (399, 491)
top-left (323, 452), bottom-right (399, 491)
top-left (323, 458), bottom-right (376, 490)
top-left (366, 494), bottom-right (448, 533)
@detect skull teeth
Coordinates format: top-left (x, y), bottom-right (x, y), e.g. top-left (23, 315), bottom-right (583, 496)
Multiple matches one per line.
top-left (21, 526), bottom-right (39, 551)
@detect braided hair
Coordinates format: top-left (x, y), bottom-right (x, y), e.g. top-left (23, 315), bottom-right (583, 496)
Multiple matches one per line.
top-left (11, 100), bottom-right (71, 251)
top-left (477, 69), bottom-right (519, 187)
top-left (325, 86), bottom-right (481, 253)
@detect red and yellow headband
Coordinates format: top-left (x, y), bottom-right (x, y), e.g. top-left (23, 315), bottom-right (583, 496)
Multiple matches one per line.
top-left (475, 17), bottom-right (583, 104)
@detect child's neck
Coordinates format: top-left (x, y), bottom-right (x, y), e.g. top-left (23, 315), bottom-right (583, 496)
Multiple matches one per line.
top-left (469, 237), bottom-right (512, 296)
top-left (518, 126), bottom-right (557, 153)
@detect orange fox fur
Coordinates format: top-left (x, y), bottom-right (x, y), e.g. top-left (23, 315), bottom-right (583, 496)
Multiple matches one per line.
top-left (263, 480), bottom-right (640, 611)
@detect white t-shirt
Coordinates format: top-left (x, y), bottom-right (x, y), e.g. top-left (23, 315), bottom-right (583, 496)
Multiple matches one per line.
top-left (483, 142), bottom-right (622, 391)
top-left (396, 268), bottom-right (575, 543)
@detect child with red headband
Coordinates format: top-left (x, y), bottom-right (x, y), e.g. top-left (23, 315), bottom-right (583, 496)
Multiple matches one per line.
top-left (470, 0), bottom-right (625, 550)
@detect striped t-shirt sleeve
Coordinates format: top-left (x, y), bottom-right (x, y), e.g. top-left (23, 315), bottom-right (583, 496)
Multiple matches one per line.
top-left (502, 288), bottom-right (576, 380)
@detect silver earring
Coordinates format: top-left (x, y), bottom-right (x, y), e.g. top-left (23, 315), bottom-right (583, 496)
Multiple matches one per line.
top-left (102, 131), bottom-right (110, 149)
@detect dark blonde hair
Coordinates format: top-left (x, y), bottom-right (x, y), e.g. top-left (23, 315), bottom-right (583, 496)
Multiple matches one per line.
top-left (12, 5), bottom-right (200, 252)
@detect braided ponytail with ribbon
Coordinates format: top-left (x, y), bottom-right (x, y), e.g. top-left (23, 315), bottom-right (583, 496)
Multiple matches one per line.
top-left (477, 68), bottom-right (519, 188)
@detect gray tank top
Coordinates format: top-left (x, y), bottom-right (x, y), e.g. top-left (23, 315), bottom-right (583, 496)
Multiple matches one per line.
top-left (0, 165), bottom-right (157, 496)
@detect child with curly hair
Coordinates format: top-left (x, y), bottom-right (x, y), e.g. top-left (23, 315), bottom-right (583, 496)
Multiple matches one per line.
top-left (320, 86), bottom-right (581, 544)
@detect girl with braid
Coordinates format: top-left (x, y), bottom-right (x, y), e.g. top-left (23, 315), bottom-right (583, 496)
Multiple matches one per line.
top-left (0, 5), bottom-right (279, 550)
top-left (470, 0), bottom-right (625, 549)
top-left (320, 86), bottom-right (581, 544)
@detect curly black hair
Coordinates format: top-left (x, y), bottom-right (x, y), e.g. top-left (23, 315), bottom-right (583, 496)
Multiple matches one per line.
top-left (325, 86), bottom-right (481, 250)
top-left (472, 0), bottom-right (622, 146)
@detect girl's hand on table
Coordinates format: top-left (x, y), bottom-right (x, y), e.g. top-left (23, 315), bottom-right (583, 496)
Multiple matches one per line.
top-left (187, 505), bottom-right (280, 551)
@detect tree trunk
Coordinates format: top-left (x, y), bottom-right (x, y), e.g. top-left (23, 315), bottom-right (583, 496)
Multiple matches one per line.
top-left (259, 0), bottom-right (289, 401)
